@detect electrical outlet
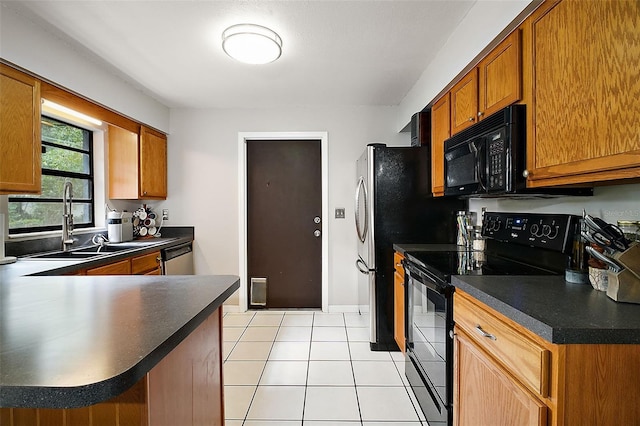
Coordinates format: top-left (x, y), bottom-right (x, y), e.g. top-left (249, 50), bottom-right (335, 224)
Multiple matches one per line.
top-left (335, 208), bottom-right (345, 219)
top-left (162, 209), bottom-right (169, 221)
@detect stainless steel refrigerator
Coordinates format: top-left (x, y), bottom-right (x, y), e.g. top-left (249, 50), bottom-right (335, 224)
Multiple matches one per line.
top-left (355, 143), bottom-right (464, 351)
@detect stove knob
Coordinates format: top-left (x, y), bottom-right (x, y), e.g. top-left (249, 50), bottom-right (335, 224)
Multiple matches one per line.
top-left (548, 225), bottom-right (559, 240)
top-left (542, 224), bottom-right (551, 236)
top-left (530, 224), bottom-right (539, 235)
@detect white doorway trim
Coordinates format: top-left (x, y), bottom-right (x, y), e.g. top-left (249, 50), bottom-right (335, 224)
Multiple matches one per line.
top-left (238, 132), bottom-right (329, 312)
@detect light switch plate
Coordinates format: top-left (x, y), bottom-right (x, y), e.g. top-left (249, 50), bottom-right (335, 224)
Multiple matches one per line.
top-left (335, 208), bottom-right (345, 219)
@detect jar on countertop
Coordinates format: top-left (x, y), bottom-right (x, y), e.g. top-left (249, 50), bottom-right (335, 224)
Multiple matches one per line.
top-left (617, 220), bottom-right (639, 243)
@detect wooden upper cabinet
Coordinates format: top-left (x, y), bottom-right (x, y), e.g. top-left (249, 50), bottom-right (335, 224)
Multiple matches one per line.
top-left (478, 30), bottom-right (521, 120)
top-left (450, 30), bottom-right (522, 137)
top-left (450, 69), bottom-right (479, 135)
top-left (108, 125), bottom-right (167, 200)
top-left (139, 127), bottom-right (167, 199)
top-left (0, 64), bottom-right (42, 194)
top-left (431, 93), bottom-right (450, 197)
top-left (525, 0), bottom-right (640, 186)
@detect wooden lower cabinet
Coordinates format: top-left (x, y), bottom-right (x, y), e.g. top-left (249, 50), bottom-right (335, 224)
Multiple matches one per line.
top-left (85, 259), bottom-right (131, 275)
top-left (81, 251), bottom-right (161, 276)
top-left (454, 290), bottom-right (640, 425)
top-left (131, 251), bottom-right (162, 275)
top-left (393, 251), bottom-right (405, 352)
top-left (0, 308), bottom-right (224, 426)
top-left (454, 328), bottom-right (547, 426)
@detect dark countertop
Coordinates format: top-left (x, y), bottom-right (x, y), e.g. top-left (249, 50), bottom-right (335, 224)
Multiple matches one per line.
top-left (0, 274), bottom-right (239, 409)
top-left (452, 275), bottom-right (640, 345)
top-left (0, 235), bottom-right (192, 280)
top-left (394, 243), bottom-right (640, 345)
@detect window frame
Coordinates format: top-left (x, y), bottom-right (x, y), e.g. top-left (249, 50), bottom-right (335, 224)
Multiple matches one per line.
top-left (8, 116), bottom-right (96, 235)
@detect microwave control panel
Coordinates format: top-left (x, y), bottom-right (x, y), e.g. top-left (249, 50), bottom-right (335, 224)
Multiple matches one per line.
top-left (487, 129), bottom-right (506, 191)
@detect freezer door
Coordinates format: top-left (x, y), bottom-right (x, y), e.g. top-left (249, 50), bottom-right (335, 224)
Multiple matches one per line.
top-left (355, 145), bottom-right (376, 342)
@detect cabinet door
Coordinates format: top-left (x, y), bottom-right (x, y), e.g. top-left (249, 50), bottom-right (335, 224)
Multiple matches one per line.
top-left (454, 329), bottom-right (547, 426)
top-left (527, 0), bottom-right (640, 186)
top-left (86, 259), bottom-right (131, 275)
top-left (109, 125), bottom-right (140, 199)
top-left (478, 30), bottom-right (521, 119)
top-left (139, 126), bottom-right (167, 199)
top-left (431, 94), bottom-right (450, 197)
top-left (450, 69), bottom-right (478, 135)
top-left (393, 252), bottom-right (405, 352)
top-left (0, 64), bottom-right (41, 194)
top-left (131, 251), bottom-right (162, 275)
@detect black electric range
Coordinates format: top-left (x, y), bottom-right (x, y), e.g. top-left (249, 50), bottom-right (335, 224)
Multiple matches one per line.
top-left (403, 212), bottom-right (579, 426)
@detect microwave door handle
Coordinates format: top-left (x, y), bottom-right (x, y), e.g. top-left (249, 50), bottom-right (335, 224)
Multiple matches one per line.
top-left (477, 139), bottom-right (488, 191)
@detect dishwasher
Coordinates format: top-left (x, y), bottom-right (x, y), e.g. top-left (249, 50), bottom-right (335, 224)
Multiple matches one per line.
top-left (161, 242), bottom-right (195, 275)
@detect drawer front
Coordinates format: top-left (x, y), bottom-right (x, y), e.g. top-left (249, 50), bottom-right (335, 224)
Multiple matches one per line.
top-left (394, 252), bottom-right (405, 277)
top-left (86, 259), bottom-right (131, 275)
top-left (132, 251), bottom-right (161, 275)
top-left (454, 292), bottom-right (549, 397)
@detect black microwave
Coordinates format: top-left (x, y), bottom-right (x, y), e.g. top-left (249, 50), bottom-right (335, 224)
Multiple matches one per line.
top-left (443, 105), bottom-right (592, 198)
top-left (444, 105), bottom-right (525, 197)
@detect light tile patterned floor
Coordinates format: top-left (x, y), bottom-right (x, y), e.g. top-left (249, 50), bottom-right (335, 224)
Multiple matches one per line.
top-left (223, 310), bottom-right (427, 426)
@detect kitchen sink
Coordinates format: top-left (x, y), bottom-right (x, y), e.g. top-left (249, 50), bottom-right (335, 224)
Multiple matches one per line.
top-left (23, 245), bottom-right (133, 260)
top-left (24, 251), bottom-right (103, 260)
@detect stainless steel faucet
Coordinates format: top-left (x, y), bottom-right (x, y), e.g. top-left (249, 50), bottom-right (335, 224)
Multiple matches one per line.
top-left (62, 181), bottom-right (74, 252)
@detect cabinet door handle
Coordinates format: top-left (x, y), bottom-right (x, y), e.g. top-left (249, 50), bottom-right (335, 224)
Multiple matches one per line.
top-left (477, 111), bottom-right (484, 118)
top-left (475, 325), bottom-right (497, 340)
top-left (156, 256), bottom-right (162, 263)
top-left (468, 117), bottom-right (475, 122)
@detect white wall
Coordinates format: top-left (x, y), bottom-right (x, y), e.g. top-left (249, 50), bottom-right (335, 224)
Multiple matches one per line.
top-left (166, 106), bottom-right (407, 308)
top-left (468, 183), bottom-right (640, 227)
top-left (0, 5), bottom-right (170, 133)
top-left (397, 0), bottom-right (532, 131)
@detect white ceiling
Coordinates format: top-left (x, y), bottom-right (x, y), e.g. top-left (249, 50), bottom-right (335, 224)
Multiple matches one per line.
top-left (4, 0), bottom-right (476, 110)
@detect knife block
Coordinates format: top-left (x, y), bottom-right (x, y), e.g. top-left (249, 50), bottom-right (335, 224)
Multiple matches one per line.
top-left (607, 243), bottom-right (640, 304)
top-left (607, 269), bottom-right (640, 303)
top-left (613, 242), bottom-right (640, 279)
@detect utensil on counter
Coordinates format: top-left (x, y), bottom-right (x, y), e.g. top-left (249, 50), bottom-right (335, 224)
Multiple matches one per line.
top-left (581, 230), bottom-right (617, 255)
top-left (582, 210), bottom-right (629, 252)
top-left (586, 246), bottom-right (624, 272)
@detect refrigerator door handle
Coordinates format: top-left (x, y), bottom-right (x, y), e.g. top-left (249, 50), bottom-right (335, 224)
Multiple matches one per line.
top-left (355, 176), bottom-right (368, 243)
top-left (356, 257), bottom-right (370, 275)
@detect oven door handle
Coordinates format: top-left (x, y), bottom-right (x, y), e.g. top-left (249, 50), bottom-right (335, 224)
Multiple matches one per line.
top-left (404, 261), bottom-right (451, 295)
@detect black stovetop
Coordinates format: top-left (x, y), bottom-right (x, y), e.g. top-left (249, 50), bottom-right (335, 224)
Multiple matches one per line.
top-left (405, 249), bottom-right (560, 283)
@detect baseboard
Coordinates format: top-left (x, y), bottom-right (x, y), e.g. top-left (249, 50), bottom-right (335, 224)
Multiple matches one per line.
top-left (221, 304), bottom-right (364, 313)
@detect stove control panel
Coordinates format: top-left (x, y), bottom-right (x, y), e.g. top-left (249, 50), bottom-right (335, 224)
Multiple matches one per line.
top-left (482, 212), bottom-right (578, 253)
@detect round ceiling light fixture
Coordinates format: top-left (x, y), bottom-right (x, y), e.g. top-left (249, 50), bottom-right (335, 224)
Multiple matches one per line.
top-left (222, 23), bottom-right (282, 65)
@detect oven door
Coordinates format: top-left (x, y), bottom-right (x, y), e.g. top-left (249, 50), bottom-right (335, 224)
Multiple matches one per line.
top-left (444, 136), bottom-right (486, 197)
top-left (404, 261), bottom-right (453, 426)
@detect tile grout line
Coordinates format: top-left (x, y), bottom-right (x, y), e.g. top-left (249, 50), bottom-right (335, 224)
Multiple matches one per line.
top-left (241, 311), bottom-right (286, 424)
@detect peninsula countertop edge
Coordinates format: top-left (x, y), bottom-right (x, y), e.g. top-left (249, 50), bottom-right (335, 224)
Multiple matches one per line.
top-left (0, 274), bottom-right (240, 409)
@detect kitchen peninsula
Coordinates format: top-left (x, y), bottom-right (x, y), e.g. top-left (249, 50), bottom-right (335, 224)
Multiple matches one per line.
top-left (0, 273), bottom-right (239, 425)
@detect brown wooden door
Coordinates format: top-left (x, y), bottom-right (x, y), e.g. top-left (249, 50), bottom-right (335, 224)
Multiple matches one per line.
top-left (0, 64), bottom-right (42, 194)
top-left (478, 29), bottom-right (521, 119)
top-left (450, 68), bottom-right (478, 135)
top-left (431, 93), bottom-right (450, 197)
top-left (247, 140), bottom-right (322, 308)
top-left (454, 328), bottom-right (547, 426)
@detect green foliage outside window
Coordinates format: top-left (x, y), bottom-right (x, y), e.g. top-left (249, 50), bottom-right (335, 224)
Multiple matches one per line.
top-left (8, 117), bottom-right (94, 232)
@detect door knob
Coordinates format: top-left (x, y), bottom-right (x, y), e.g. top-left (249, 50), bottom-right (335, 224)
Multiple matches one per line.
top-left (314, 216), bottom-right (321, 224)
top-left (314, 230), bottom-right (321, 237)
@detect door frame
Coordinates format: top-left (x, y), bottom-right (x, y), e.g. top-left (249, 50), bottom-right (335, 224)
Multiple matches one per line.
top-left (238, 132), bottom-right (329, 312)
